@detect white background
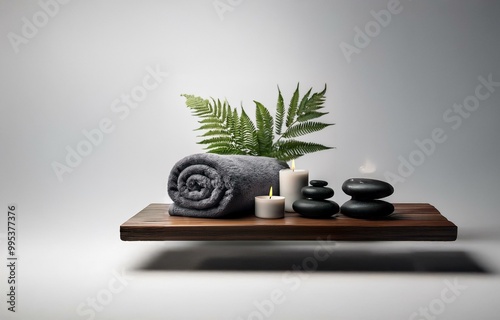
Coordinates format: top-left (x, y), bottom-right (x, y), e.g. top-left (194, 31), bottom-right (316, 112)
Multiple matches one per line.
top-left (1, 0), bottom-right (500, 319)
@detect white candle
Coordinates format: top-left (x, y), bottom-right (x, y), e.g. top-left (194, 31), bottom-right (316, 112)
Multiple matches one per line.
top-left (279, 160), bottom-right (309, 212)
top-left (255, 187), bottom-right (285, 219)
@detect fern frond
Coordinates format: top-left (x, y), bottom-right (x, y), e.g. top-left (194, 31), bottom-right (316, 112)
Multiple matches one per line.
top-left (297, 88), bottom-right (312, 115)
top-left (182, 94), bottom-right (207, 110)
top-left (229, 108), bottom-right (243, 149)
top-left (197, 136), bottom-right (232, 145)
top-left (240, 108), bottom-right (259, 155)
top-left (204, 141), bottom-right (233, 149)
top-left (221, 100), bottom-right (228, 121)
top-left (211, 98), bottom-right (221, 118)
top-left (198, 118), bottom-right (223, 124)
top-left (286, 83), bottom-right (300, 127)
top-left (275, 87), bottom-right (285, 135)
top-left (302, 84), bottom-right (326, 113)
top-left (225, 107), bottom-right (237, 136)
top-left (199, 130), bottom-right (230, 137)
top-left (282, 121), bottom-right (332, 139)
top-left (255, 101), bottom-right (274, 156)
top-left (273, 140), bottom-right (332, 161)
top-left (182, 83), bottom-right (333, 160)
top-left (297, 111), bottom-right (329, 122)
top-left (208, 147), bottom-right (246, 155)
top-left (196, 123), bottom-right (225, 131)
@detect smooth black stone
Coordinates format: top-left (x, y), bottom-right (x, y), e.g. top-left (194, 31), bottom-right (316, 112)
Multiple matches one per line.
top-left (340, 199), bottom-right (394, 219)
top-left (342, 178), bottom-right (394, 200)
top-left (301, 186), bottom-right (334, 200)
top-left (293, 199), bottom-right (339, 218)
top-left (310, 180), bottom-right (328, 187)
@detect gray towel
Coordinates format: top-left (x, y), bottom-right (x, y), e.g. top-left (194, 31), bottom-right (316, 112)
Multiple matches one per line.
top-left (168, 153), bottom-right (289, 218)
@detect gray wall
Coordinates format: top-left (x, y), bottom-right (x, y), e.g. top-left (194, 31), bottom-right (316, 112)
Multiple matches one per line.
top-left (1, 1), bottom-right (500, 319)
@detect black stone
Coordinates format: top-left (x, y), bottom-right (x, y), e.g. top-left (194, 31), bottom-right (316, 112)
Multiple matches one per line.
top-left (342, 178), bottom-right (394, 200)
top-left (340, 199), bottom-right (394, 219)
top-left (310, 180), bottom-right (328, 187)
top-left (293, 199), bottom-right (340, 218)
top-left (301, 186), bottom-right (334, 200)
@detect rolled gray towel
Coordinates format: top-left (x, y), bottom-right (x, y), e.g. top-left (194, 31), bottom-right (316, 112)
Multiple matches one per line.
top-left (168, 153), bottom-right (289, 218)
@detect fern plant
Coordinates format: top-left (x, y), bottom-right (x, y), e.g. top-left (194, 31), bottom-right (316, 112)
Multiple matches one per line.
top-left (181, 84), bottom-right (333, 161)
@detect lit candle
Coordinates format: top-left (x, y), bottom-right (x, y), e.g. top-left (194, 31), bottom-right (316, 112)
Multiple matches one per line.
top-left (255, 187), bottom-right (285, 219)
top-left (279, 160), bottom-right (309, 212)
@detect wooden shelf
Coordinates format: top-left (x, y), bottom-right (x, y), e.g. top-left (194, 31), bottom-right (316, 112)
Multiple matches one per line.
top-left (120, 203), bottom-right (457, 241)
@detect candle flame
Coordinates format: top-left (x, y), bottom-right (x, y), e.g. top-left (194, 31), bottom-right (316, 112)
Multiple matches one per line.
top-left (291, 159), bottom-right (295, 171)
top-left (269, 186), bottom-right (273, 199)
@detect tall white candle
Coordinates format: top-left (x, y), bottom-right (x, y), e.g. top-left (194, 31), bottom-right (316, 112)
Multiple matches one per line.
top-left (279, 160), bottom-right (309, 212)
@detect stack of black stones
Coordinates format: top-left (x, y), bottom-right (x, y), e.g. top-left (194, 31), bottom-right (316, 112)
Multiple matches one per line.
top-left (292, 180), bottom-right (340, 218)
top-left (340, 178), bottom-right (394, 219)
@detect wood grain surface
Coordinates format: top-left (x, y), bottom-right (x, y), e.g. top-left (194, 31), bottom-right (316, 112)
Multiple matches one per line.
top-left (120, 203), bottom-right (457, 241)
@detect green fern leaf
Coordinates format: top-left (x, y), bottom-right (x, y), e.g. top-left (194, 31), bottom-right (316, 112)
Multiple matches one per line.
top-left (182, 83), bottom-right (333, 160)
top-left (273, 140), bottom-right (332, 161)
top-left (297, 111), bottom-right (329, 122)
top-left (204, 142), bottom-right (234, 151)
top-left (229, 108), bottom-right (243, 149)
top-left (211, 98), bottom-right (221, 118)
top-left (196, 123), bottom-right (225, 131)
top-left (302, 84), bottom-right (326, 113)
top-left (221, 100), bottom-right (228, 122)
top-left (208, 147), bottom-right (245, 155)
top-left (282, 121), bottom-right (332, 139)
top-left (225, 107), bottom-right (235, 134)
top-left (198, 118), bottom-right (223, 124)
top-left (197, 136), bottom-right (232, 146)
top-left (182, 94), bottom-right (207, 109)
top-left (255, 101), bottom-right (274, 156)
top-left (240, 108), bottom-right (259, 155)
top-left (199, 130), bottom-right (229, 137)
top-left (202, 145), bottom-right (234, 153)
top-left (286, 83), bottom-right (300, 127)
top-left (297, 88), bottom-right (312, 115)
top-left (193, 110), bottom-right (212, 117)
top-left (275, 87), bottom-right (285, 135)
top-left (183, 95), bottom-right (212, 117)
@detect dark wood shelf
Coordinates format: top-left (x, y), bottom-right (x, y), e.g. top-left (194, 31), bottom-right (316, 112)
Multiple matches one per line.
top-left (120, 203), bottom-right (457, 241)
